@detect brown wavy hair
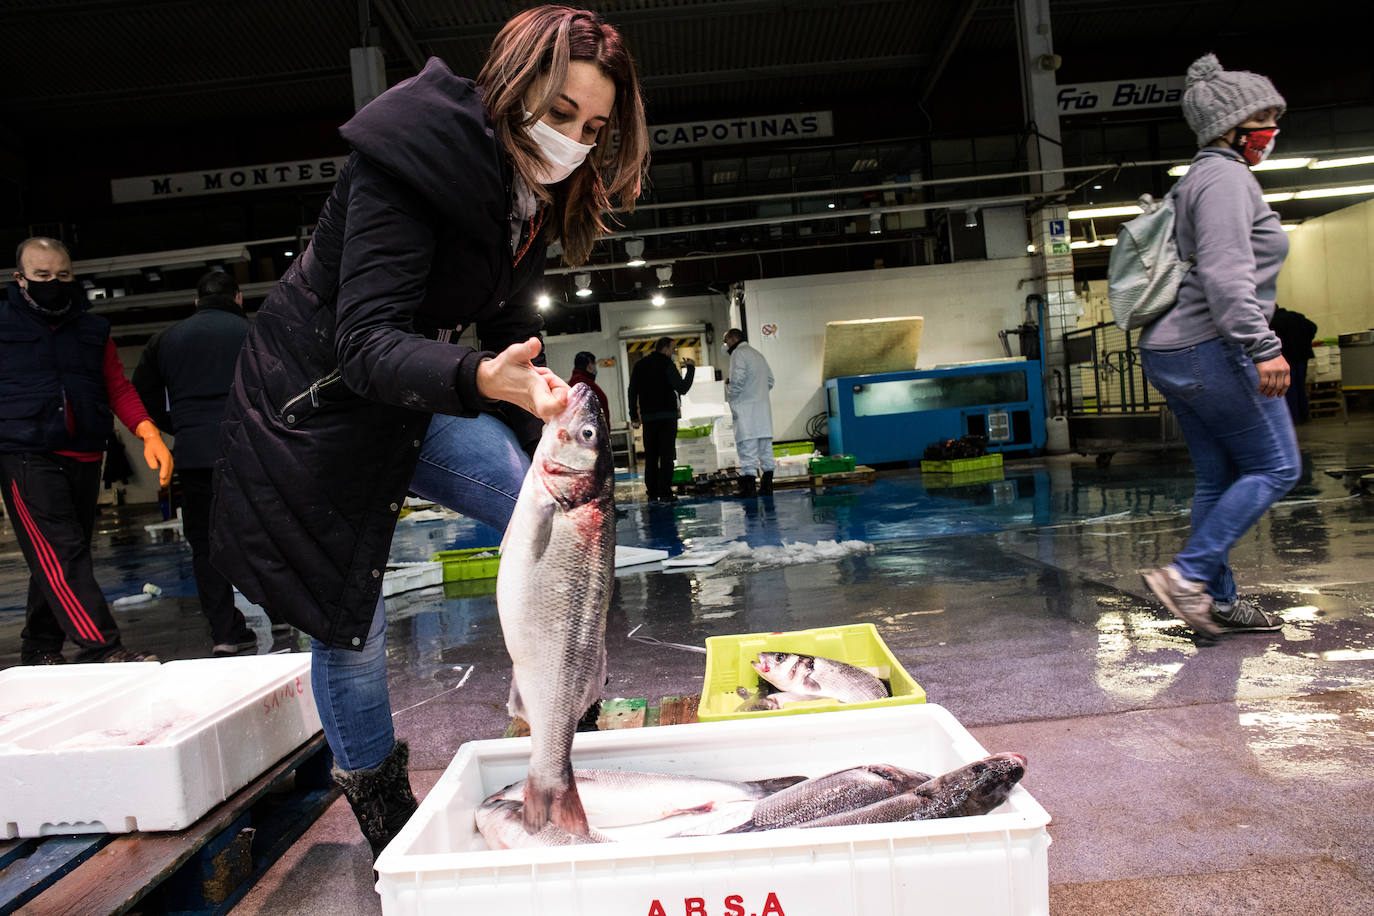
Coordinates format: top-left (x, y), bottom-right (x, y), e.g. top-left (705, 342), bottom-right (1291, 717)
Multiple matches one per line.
top-left (476, 5), bottom-right (649, 267)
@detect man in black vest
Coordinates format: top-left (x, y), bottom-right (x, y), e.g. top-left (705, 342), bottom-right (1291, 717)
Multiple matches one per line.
top-left (1, 237), bottom-right (171, 664)
top-left (134, 270), bottom-right (257, 656)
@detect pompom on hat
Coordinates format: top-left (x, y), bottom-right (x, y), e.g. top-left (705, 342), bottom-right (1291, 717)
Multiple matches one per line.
top-left (1182, 53), bottom-right (1286, 147)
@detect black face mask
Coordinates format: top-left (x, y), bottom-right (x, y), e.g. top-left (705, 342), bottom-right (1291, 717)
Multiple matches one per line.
top-left (22, 278), bottom-right (77, 318)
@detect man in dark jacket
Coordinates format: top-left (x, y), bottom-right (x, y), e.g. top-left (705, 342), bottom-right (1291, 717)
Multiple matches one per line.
top-left (133, 269), bottom-right (256, 656)
top-left (1, 236), bottom-right (170, 664)
top-left (569, 350), bottom-right (609, 419)
top-left (1270, 306), bottom-right (1318, 424)
top-left (627, 336), bottom-right (694, 502)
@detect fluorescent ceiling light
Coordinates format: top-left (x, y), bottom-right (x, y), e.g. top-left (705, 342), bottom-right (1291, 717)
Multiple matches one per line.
top-left (1310, 154), bottom-right (1374, 170)
top-left (1262, 192), bottom-right (1295, 202)
top-left (1068, 205), bottom-right (1142, 219)
top-left (1168, 164), bottom-right (1190, 177)
top-left (1069, 238), bottom-right (1119, 249)
top-left (1282, 223), bottom-right (1300, 232)
top-left (1250, 157), bottom-right (1314, 171)
top-left (1294, 183), bottom-right (1374, 200)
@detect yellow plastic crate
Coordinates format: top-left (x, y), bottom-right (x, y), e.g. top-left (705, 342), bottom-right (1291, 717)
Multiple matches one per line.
top-left (920, 453), bottom-right (1003, 474)
top-left (772, 440), bottom-right (815, 457)
top-left (431, 547), bottom-right (501, 582)
top-left (697, 623), bottom-right (925, 722)
top-left (922, 466), bottom-right (1006, 488)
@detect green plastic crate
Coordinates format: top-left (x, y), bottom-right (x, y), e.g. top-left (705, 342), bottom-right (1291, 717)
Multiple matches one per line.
top-left (809, 454), bottom-right (856, 475)
top-left (431, 547), bottom-right (501, 582)
top-left (772, 440), bottom-right (815, 457)
top-left (671, 465), bottom-right (694, 484)
top-left (675, 425), bottom-right (711, 438)
top-left (920, 453), bottom-right (1003, 474)
top-left (697, 623), bottom-right (926, 722)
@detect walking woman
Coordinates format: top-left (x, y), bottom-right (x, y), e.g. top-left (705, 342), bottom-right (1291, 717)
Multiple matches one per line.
top-left (210, 6), bottom-right (648, 858)
top-left (1139, 54), bottom-right (1297, 639)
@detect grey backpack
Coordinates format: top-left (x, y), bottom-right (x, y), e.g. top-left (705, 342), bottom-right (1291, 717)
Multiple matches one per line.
top-left (1107, 181), bottom-right (1195, 330)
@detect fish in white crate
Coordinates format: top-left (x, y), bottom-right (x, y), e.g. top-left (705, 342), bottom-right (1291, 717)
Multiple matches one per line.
top-left (726, 763), bottom-right (933, 832)
top-left (496, 382), bottom-right (616, 836)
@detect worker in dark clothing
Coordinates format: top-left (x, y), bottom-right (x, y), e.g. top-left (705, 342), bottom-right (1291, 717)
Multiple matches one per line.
top-left (1270, 306), bottom-right (1318, 424)
top-left (627, 336), bottom-right (694, 502)
top-left (133, 269), bottom-right (257, 656)
top-left (569, 350), bottom-right (609, 419)
top-left (1, 236), bottom-right (172, 664)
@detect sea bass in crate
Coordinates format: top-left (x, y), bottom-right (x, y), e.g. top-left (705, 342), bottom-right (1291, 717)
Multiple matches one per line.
top-left (751, 651), bottom-right (888, 703)
top-left (797, 753), bottom-right (1028, 829)
top-left (495, 768), bottom-right (806, 828)
top-left (727, 764), bottom-right (932, 833)
top-left (496, 383), bottom-right (616, 836)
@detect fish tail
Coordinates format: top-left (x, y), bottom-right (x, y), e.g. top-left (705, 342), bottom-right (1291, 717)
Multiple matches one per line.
top-left (747, 775), bottom-right (808, 795)
top-left (523, 770), bottom-right (590, 836)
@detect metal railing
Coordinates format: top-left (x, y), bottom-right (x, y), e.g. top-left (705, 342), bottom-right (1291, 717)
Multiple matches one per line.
top-left (1062, 322), bottom-right (1163, 416)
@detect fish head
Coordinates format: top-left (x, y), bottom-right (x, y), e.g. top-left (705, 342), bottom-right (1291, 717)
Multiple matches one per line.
top-left (535, 383), bottom-right (613, 507)
top-left (961, 752), bottom-right (1027, 813)
top-left (751, 652), bottom-right (818, 693)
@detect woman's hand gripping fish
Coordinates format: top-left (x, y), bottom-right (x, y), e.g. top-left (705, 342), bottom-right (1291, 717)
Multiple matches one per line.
top-left (496, 383), bottom-right (616, 836)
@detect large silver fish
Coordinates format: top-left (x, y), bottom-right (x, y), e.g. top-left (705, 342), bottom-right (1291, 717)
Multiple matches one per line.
top-left (495, 768), bottom-right (805, 828)
top-left (476, 797), bottom-right (611, 849)
top-left (751, 651), bottom-right (889, 703)
top-left (496, 383), bottom-right (616, 836)
top-left (796, 753), bottom-right (1027, 829)
top-left (726, 764), bottom-right (931, 832)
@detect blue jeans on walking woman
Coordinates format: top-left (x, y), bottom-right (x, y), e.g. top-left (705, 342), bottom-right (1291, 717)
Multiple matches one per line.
top-left (1139, 338), bottom-right (1300, 603)
top-left (310, 412), bottom-right (529, 771)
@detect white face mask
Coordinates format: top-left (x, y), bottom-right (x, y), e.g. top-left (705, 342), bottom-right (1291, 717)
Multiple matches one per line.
top-left (525, 113), bottom-right (596, 185)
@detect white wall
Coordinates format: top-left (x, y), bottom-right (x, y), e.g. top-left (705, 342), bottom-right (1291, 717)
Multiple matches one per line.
top-left (1276, 196), bottom-right (1374, 338)
top-left (543, 292), bottom-right (732, 427)
top-left (743, 257), bottom-right (1040, 440)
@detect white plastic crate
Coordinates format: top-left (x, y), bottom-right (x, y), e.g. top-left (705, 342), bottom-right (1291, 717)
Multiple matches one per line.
top-left (376, 704), bottom-right (1051, 916)
top-left (0, 654), bottom-right (321, 837)
top-left (383, 561), bottom-right (445, 597)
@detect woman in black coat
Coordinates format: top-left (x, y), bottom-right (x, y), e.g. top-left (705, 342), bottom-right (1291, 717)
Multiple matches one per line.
top-left (210, 5), bottom-right (648, 857)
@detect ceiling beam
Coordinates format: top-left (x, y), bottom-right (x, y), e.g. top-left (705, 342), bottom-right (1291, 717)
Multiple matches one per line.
top-left (641, 55), bottom-right (930, 91)
top-left (919, 0), bottom-right (982, 103)
top-left (372, 0), bottom-right (428, 73)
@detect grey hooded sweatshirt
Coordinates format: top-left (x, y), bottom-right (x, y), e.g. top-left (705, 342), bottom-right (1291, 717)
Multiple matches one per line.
top-left (1137, 146), bottom-right (1288, 361)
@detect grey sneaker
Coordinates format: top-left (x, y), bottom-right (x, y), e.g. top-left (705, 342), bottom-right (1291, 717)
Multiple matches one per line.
top-left (1211, 598), bottom-right (1283, 633)
top-left (1141, 565), bottom-right (1220, 636)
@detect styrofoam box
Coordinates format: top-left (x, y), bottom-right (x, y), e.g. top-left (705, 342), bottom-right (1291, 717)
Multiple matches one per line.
top-left (375, 704), bottom-right (1051, 916)
top-left (1, 654), bottom-right (322, 838)
top-left (0, 663), bottom-right (161, 741)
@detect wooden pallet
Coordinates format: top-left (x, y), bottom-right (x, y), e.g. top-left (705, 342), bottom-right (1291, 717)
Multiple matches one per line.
top-left (1, 733), bottom-right (336, 916)
top-left (504, 695), bottom-right (701, 738)
top-left (1308, 380), bottom-right (1348, 420)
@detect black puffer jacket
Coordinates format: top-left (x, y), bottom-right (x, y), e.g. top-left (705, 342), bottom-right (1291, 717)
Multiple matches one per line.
top-left (210, 58), bottom-right (546, 649)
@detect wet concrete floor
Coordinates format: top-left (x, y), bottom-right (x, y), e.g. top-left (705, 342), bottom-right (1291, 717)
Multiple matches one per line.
top-left (3, 413), bottom-right (1373, 914)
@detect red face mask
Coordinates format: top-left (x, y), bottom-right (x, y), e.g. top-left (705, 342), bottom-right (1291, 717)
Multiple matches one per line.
top-left (1233, 126), bottom-right (1279, 166)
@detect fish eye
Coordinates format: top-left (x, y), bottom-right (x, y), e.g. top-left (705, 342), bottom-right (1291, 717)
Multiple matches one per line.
top-left (580, 425), bottom-right (596, 441)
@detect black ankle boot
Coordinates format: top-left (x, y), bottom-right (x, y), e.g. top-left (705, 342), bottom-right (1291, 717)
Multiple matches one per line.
top-left (738, 473), bottom-right (757, 497)
top-left (760, 471), bottom-right (774, 495)
top-left (333, 740), bottom-right (419, 860)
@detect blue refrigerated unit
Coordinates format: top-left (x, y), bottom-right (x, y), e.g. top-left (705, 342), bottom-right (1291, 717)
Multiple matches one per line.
top-left (824, 359), bottom-right (1046, 466)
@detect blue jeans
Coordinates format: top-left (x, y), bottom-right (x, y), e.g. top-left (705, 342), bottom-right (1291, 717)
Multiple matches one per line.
top-left (311, 412), bottom-right (529, 771)
top-left (1140, 339), bottom-right (1300, 602)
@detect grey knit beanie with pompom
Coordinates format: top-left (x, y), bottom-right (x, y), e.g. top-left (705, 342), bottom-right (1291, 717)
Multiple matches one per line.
top-left (1182, 53), bottom-right (1286, 147)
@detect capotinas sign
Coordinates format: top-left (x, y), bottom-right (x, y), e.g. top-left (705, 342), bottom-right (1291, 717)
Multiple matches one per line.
top-left (111, 157), bottom-right (346, 204)
top-left (649, 111), bottom-right (833, 150)
top-left (1055, 77), bottom-right (1184, 115)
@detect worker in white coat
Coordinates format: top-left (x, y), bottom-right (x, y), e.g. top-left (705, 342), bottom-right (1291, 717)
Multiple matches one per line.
top-left (723, 327), bottom-right (775, 497)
